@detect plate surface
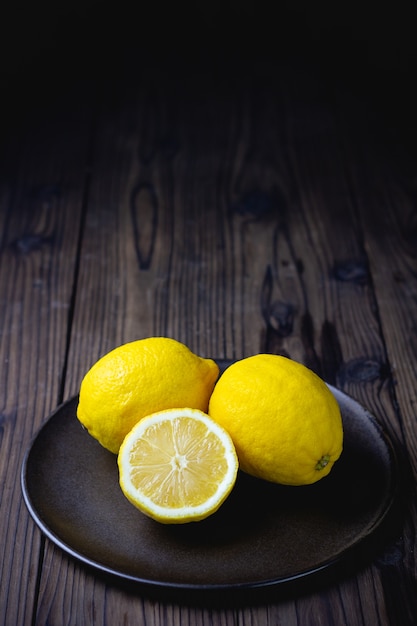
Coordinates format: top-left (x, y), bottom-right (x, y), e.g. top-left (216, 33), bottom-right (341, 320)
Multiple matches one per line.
top-left (21, 369), bottom-right (399, 597)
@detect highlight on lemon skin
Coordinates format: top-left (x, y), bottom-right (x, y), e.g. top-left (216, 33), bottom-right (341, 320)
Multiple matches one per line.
top-left (117, 408), bottom-right (239, 524)
top-left (76, 337), bottom-right (219, 454)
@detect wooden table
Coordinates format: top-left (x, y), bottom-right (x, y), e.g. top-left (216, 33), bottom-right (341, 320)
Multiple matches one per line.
top-left (1, 4), bottom-right (417, 624)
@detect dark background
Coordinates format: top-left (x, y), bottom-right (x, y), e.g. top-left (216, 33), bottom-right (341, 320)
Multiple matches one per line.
top-left (2, 1), bottom-right (417, 154)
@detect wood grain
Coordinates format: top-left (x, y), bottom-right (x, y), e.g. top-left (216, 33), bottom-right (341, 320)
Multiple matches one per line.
top-left (0, 85), bottom-right (93, 625)
top-left (2, 45), bottom-right (417, 624)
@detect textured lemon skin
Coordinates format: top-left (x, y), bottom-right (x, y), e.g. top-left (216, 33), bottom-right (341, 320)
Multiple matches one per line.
top-left (118, 408), bottom-right (238, 524)
top-left (77, 338), bottom-right (219, 454)
top-left (208, 354), bottom-right (343, 486)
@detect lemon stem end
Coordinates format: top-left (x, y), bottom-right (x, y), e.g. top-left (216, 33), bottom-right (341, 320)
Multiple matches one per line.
top-left (315, 455), bottom-right (330, 471)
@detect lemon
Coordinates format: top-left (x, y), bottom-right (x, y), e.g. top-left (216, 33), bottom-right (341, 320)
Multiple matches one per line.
top-left (208, 354), bottom-right (343, 486)
top-left (117, 408), bottom-right (238, 523)
top-left (77, 337), bottom-right (219, 454)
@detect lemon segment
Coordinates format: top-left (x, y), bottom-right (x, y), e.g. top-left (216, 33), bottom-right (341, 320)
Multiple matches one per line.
top-left (208, 354), bottom-right (343, 486)
top-left (117, 408), bottom-right (239, 523)
top-left (76, 337), bottom-right (219, 454)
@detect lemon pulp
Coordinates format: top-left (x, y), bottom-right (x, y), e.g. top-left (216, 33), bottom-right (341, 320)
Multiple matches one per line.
top-left (118, 408), bottom-right (238, 523)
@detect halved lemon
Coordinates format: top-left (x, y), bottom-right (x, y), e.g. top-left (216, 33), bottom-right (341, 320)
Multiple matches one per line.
top-left (117, 408), bottom-right (239, 523)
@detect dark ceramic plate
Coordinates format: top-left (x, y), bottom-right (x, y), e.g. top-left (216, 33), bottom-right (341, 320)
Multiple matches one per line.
top-left (21, 366), bottom-right (399, 600)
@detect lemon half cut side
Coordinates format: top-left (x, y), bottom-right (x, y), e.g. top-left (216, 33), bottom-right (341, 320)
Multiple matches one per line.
top-left (117, 408), bottom-right (239, 524)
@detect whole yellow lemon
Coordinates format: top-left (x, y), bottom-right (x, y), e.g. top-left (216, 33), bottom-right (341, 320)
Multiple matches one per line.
top-left (77, 337), bottom-right (219, 454)
top-left (208, 354), bottom-right (343, 485)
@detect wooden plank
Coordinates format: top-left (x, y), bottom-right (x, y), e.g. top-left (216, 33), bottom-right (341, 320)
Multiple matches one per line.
top-left (343, 119), bottom-right (417, 451)
top-left (341, 119), bottom-right (417, 624)
top-left (0, 82), bottom-right (93, 626)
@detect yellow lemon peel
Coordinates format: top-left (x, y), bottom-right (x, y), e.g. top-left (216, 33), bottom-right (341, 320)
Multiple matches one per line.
top-left (77, 337), bottom-right (219, 453)
top-left (208, 354), bottom-right (343, 485)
